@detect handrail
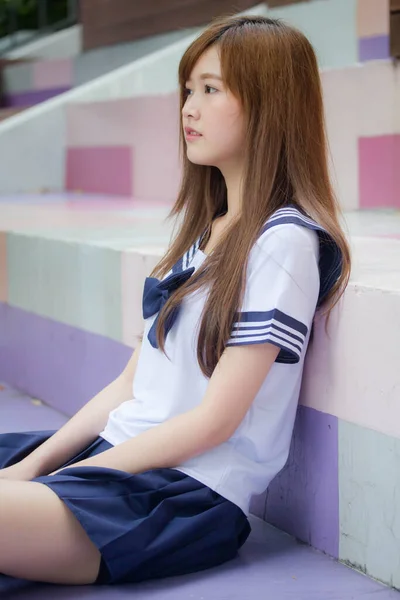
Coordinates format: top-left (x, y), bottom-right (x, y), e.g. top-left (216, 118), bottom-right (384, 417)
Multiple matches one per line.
top-left (0, 0), bottom-right (78, 56)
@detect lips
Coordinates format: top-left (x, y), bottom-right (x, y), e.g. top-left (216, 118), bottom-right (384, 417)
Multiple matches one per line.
top-left (184, 127), bottom-right (202, 136)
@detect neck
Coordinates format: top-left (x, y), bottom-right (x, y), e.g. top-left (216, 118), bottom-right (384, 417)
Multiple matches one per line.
top-left (219, 164), bottom-right (244, 220)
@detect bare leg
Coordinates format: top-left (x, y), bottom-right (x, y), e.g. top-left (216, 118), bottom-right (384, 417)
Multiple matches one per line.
top-left (0, 480), bottom-right (101, 585)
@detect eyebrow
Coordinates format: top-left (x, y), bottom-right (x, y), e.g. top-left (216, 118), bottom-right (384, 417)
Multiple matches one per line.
top-left (186, 73), bottom-right (223, 82)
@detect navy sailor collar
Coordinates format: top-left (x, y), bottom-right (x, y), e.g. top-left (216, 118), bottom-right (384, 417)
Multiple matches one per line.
top-left (172, 205), bottom-right (343, 308)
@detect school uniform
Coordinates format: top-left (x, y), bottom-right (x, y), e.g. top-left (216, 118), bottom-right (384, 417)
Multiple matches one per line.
top-left (0, 205), bottom-right (342, 585)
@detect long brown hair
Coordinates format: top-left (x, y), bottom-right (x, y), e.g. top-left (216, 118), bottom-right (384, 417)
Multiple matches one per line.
top-left (149, 14), bottom-right (351, 378)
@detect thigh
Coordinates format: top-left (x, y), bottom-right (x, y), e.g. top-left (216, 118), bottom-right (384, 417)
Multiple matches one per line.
top-left (0, 479), bottom-right (101, 585)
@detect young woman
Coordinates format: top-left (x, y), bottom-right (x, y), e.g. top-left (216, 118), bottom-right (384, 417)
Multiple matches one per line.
top-left (0, 14), bottom-right (350, 587)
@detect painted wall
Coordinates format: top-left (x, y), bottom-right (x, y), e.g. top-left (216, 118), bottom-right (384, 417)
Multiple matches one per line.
top-left (3, 0), bottom-right (390, 107)
top-left (63, 57), bottom-right (400, 210)
top-left (2, 59), bottom-right (73, 108)
top-left (64, 94), bottom-right (181, 200)
top-left (1, 27), bottom-right (201, 109)
top-left (0, 0), bottom-right (391, 197)
top-left (0, 0), bottom-right (398, 588)
top-left (357, 0), bottom-right (391, 61)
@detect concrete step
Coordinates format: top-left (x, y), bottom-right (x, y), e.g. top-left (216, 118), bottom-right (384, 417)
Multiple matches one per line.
top-left (0, 194), bottom-right (399, 590)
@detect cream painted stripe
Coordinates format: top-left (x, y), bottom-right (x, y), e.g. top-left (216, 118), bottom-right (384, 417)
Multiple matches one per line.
top-left (300, 282), bottom-right (400, 440)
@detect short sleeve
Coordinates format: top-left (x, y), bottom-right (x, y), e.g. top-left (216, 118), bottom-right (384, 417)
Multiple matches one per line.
top-left (226, 224), bottom-right (320, 364)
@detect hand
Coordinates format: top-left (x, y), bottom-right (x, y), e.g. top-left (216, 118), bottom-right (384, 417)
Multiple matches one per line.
top-left (0, 462), bottom-right (40, 482)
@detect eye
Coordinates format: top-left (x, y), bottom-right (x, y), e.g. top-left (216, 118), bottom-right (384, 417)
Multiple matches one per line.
top-left (183, 85), bottom-right (218, 97)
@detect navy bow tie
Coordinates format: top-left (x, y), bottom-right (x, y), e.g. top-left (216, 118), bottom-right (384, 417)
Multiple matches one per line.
top-left (142, 267), bottom-right (195, 348)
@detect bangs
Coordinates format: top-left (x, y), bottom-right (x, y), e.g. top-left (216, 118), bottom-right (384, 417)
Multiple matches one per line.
top-left (178, 22), bottom-right (233, 93)
top-left (178, 41), bottom-right (213, 90)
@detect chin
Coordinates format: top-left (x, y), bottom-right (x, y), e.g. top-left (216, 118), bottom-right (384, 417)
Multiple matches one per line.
top-left (186, 151), bottom-right (217, 167)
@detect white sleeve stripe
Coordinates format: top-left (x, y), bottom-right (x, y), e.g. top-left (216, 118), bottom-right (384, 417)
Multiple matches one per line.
top-left (227, 332), bottom-right (302, 358)
top-left (231, 309), bottom-right (308, 337)
top-left (231, 327), bottom-right (303, 349)
top-left (231, 317), bottom-right (305, 345)
top-left (228, 329), bottom-right (303, 354)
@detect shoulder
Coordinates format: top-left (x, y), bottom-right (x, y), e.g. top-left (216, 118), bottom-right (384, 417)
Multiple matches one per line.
top-left (251, 206), bottom-right (321, 272)
top-left (255, 221), bottom-right (319, 260)
top-left (249, 205), bottom-right (342, 308)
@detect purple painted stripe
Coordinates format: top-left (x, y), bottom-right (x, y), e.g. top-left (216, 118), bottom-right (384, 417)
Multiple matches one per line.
top-left (3, 86), bottom-right (71, 108)
top-left (358, 35), bottom-right (390, 62)
top-left (0, 384), bottom-right (68, 433)
top-left (264, 405), bottom-right (339, 558)
top-left (0, 302), bottom-right (132, 416)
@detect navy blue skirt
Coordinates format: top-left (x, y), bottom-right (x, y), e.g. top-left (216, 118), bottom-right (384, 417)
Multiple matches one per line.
top-left (0, 430), bottom-right (251, 585)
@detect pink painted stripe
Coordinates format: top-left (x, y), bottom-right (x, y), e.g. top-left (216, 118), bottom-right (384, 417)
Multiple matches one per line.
top-left (359, 135), bottom-right (400, 209)
top-left (66, 146), bottom-right (133, 196)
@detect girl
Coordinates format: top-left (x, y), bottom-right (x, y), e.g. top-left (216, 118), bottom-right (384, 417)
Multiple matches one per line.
top-left (0, 14), bottom-right (350, 587)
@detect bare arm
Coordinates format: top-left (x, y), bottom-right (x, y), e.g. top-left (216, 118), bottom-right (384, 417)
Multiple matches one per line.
top-left (55, 342), bottom-right (280, 475)
top-left (21, 341), bottom-right (142, 477)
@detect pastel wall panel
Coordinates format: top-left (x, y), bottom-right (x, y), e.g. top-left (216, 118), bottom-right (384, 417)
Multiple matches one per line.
top-left (322, 58), bottom-right (399, 211)
top-left (72, 29), bottom-right (196, 87)
top-left (357, 0), bottom-right (390, 37)
top-left (2, 62), bottom-right (33, 93)
top-left (268, 0), bottom-right (358, 69)
top-left (359, 135), bottom-right (400, 208)
top-left (339, 420), bottom-right (400, 588)
top-left (130, 96), bottom-right (181, 201)
top-left (0, 301), bottom-right (131, 416)
top-left (66, 146), bottom-right (133, 196)
top-left (33, 58), bottom-right (73, 90)
top-left (321, 67), bottom-right (361, 211)
top-left (121, 249), bottom-right (162, 347)
top-left (66, 95), bottom-right (181, 202)
top-left (300, 281), bottom-right (400, 440)
top-left (357, 61), bottom-right (396, 137)
top-left (7, 233), bottom-right (123, 341)
top-left (66, 99), bottom-right (136, 146)
top-left (261, 406), bottom-right (339, 558)
top-left (72, 44), bottom-right (138, 87)
top-left (3, 87), bottom-right (71, 108)
top-left (359, 35), bottom-right (390, 61)
top-left (0, 233), bottom-right (7, 303)
top-left (357, 0), bottom-right (390, 61)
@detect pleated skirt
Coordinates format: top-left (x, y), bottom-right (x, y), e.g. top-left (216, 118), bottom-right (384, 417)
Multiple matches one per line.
top-left (0, 430), bottom-right (251, 585)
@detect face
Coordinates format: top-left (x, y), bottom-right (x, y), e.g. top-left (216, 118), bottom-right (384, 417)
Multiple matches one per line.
top-left (182, 46), bottom-right (246, 174)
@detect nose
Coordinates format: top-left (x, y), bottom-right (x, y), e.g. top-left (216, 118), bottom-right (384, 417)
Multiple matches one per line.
top-left (182, 95), bottom-right (200, 120)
